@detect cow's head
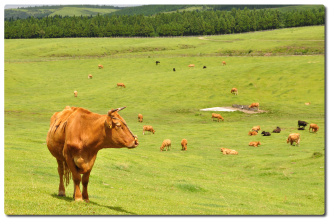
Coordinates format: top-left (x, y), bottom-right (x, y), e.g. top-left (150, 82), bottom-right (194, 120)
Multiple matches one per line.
top-left (106, 107), bottom-right (138, 149)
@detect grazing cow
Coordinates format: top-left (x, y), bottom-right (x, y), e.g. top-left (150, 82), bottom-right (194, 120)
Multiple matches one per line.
top-left (143, 125), bottom-right (155, 135)
top-left (88, 74), bottom-right (92, 79)
top-left (298, 120), bottom-right (308, 129)
top-left (309, 124), bottom-right (319, 133)
top-left (248, 103), bottom-right (259, 110)
top-left (98, 64), bottom-right (103, 69)
top-left (46, 106), bottom-right (138, 202)
top-left (222, 61), bottom-right (226, 66)
top-left (156, 61), bottom-right (160, 65)
top-left (117, 83), bottom-right (126, 88)
top-left (231, 88), bottom-right (238, 95)
top-left (188, 64), bottom-right (195, 68)
top-left (249, 141), bottom-right (261, 147)
top-left (305, 102), bottom-right (311, 105)
top-left (74, 91), bottom-right (78, 97)
top-left (248, 130), bottom-right (258, 136)
top-left (221, 148), bottom-right (238, 155)
top-left (160, 139), bottom-right (171, 152)
top-left (287, 133), bottom-right (300, 146)
top-left (138, 114), bottom-right (143, 123)
top-left (173, 68), bottom-right (176, 71)
top-left (203, 66), bottom-right (207, 69)
top-left (181, 139), bottom-right (188, 151)
top-left (261, 131), bottom-right (271, 136)
top-left (211, 113), bottom-right (224, 122)
top-left (251, 126), bottom-right (261, 132)
top-left (272, 126), bottom-right (281, 133)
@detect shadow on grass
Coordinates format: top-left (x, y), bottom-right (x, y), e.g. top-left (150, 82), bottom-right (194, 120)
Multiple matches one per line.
top-left (51, 194), bottom-right (137, 215)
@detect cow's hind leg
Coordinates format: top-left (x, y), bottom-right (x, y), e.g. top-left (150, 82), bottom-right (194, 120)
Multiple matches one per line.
top-left (57, 159), bottom-right (66, 196)
top-left (65, 152), bottom-right (83, 202)
top-left (82, 171), bottom-right (91, 203)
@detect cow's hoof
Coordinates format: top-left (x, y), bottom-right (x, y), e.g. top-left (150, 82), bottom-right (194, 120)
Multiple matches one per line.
top-left (84, 199), bottom-right (90, 203)
top-left (58, 191), bottom-right (66, 197)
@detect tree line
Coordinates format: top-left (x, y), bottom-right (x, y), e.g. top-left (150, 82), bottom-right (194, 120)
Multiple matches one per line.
top-left (4, 7), bottom-right (325, 39)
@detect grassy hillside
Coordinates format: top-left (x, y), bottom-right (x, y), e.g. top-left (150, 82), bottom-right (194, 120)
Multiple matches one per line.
top-left (4, 5), bottom-right (120, 19)
top-left (273, 5), bottom-right (324, 13)
top-left (4, 26), bottom-right (325, 215)
top-left (4, 26), bottom-right (324, 60)
top-left (47, 7), bottom-right (118, 17)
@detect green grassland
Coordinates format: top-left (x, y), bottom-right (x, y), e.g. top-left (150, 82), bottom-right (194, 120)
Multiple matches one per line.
top-left (273, 5), bottom-right (324, 13)
top-left (5, 26), bottom-right (324, 61)
top-left (4, 26), bottom-right (324, 215)
top-left (48, 7), bottom-right (118, 17)
top-left (6, 7), bottom-right (118, 18)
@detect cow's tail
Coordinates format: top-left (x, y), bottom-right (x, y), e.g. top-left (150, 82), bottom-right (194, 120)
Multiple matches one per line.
top-left (63, 160), bottom-right (72, 187)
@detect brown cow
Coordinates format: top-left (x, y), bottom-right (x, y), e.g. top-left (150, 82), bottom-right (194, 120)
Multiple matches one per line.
top-left (74, 91), bottom-right (78, 97)
top-left (248, 130), bottom-right (258, 136)
top-left (222, 61), bottom-right (226, 66)
top-left (305, 102), bottom-right (311, 105)
top-left (188, 64), bottom-right (195, 68)
top-left (143, 125), bottom-right (155, 135)
top-left (249, 141), bottom-right (261, 147)
top-left (138, 114), bottom-right (143, 122)
top-left (309, 124), bottom-right (319, 133)
top-left (211, 113), bottom-right (224, 122)
top-left (88, 74), bottom-right (92, 79)
top-left (181, 139), bottom-right (188, 151)
top-left (231, 88), bottom-right (238, 95)
top-left (249, 103), bottom-right (259, 110)
top-left (220, 148), bottom-right (238, 155)
top-left (117, 83), bottom-right (126, 88)
top-left (46, 106), bottom-right (138, 202)
top-left (98, 64), bottom-right (103, 69)
top-left (160, 139), bottom-right (171, 152)
top-left (251, 126), bottom-right (261, 132)
top-left (286, 133), bottom-right (300, 146)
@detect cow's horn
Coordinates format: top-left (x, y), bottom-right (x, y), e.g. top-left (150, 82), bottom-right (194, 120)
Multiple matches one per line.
top-left (116, 106), bottom-right (126, 112)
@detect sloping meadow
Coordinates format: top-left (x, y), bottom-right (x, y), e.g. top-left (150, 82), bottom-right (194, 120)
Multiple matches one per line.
top-left (4, 26), bottom-right (324, 215)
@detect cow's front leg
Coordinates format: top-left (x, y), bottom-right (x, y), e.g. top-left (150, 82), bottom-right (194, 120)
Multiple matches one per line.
top-left (82, 171), bottom-right (91, 203)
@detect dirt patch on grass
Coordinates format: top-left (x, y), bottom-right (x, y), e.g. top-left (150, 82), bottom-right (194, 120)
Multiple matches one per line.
top-left (222, 106), bottom-right (267, 114)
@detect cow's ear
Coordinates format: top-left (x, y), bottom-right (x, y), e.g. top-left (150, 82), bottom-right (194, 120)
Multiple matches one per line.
top-left (108, 109), bottom-right (116, 116)
top-left (105, 118), bottom-right (112, 129)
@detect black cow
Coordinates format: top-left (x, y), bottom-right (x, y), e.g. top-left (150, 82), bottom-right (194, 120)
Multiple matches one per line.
top-left (173, 68), bottom-right (176, 71)
top-left (272, 126), bottom-right (281, 133)
top-left (203, 66), bottom-right (207, 69)
top-left (156, 61), bottom-right (160, 65)
top-left (298, 120), bottom-right (308, 128)
top-left (261, 131), bottom-right (271, 136)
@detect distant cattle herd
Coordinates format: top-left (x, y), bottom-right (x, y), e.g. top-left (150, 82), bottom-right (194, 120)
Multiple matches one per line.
top-left (73, 61), bottom-right (318, 155)
top-left (48, 59), bottom-right (319, 202)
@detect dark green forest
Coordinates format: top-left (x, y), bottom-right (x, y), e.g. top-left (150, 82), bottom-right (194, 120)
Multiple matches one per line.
top-left (4, 7), bottom-right (325, 39)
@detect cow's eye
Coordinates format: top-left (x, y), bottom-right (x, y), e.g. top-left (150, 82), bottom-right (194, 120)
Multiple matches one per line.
top-left (116, 123), bottom-right (121, 128)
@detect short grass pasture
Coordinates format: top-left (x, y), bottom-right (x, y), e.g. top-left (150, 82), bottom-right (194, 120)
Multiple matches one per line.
top-left (4, 26), bottom-right (324, 60)
top-left (4, 26), bottom-right (325, 215)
